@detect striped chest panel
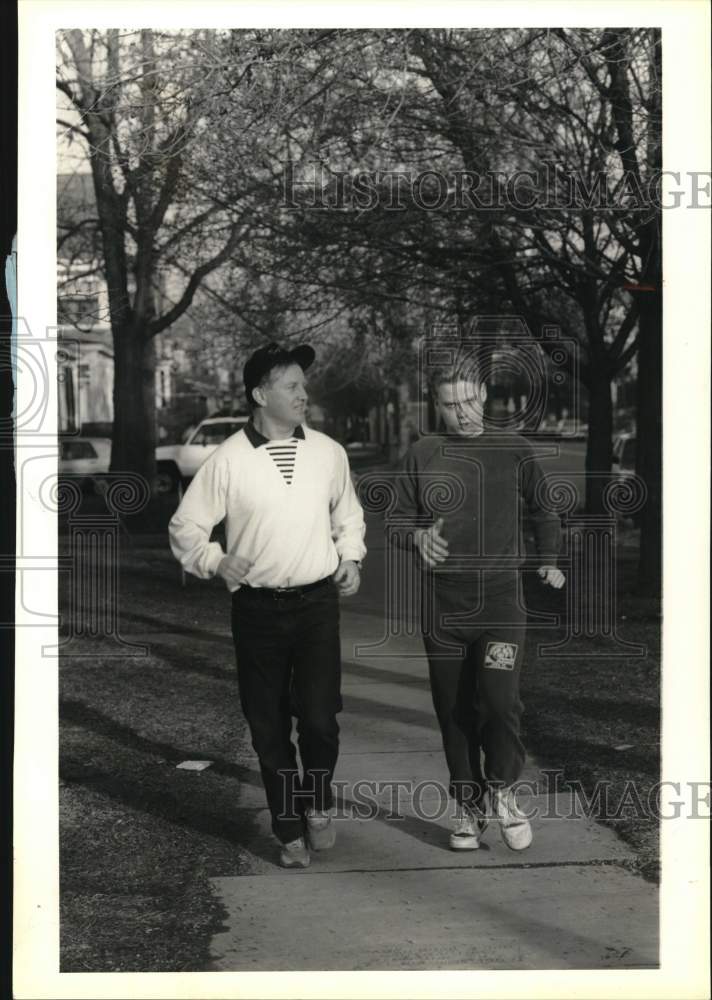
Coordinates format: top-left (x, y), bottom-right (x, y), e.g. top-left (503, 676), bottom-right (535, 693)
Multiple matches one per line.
top-left (265, 439), bottom-right (299, 484)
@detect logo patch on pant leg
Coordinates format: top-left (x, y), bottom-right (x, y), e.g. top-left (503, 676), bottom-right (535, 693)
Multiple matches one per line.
top-left (484, 642), bottom-right (518, 671)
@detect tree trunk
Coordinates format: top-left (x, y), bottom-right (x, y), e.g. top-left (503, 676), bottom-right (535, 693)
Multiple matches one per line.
top-left (635, 290), bottom-right (662, 594)
top-left (111, 329), bottom-right (157, 485)
top-left (585, 372), bottom-right (613, 516)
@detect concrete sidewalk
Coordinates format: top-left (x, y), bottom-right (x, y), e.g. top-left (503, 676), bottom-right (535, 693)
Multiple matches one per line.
top-left (206, 604), bottom-right (658, 971)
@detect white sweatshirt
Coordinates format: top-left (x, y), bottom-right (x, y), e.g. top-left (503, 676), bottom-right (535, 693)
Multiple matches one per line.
top-left (168, 422), bottom-right (366, 591)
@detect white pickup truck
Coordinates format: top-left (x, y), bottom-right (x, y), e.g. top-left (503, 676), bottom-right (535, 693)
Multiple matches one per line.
top-left (155, 415), bottom-right (249, 493)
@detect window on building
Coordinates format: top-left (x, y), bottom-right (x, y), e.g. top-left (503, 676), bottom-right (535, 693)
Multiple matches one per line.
top-left (58, 295), bottom-right (99, 328)
top-left (63, 368), bottom-right (77, 432)
top-left (157, 368), bottom-right (167, 408)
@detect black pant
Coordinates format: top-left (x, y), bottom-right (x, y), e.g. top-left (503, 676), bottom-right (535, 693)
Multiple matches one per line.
top-left (422, 574), bottom-right (527, 805)
top-left (231, 579), bottom-right (342, 843)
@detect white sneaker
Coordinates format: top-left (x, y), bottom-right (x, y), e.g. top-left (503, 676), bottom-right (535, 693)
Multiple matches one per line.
top-left (278, 836), bottom-right (310, 868)
top-left (305, 808), bottom-right (336, 851)
top-left (449, 802), bottom-right (488, 851)
top-left (493, 787), bottom-right (533, 851)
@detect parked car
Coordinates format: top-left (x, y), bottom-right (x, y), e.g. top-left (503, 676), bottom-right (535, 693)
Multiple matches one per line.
top-left (59, 437), bottom-right (111, 491)
top-left (155, 415), bottom-right (250, 493)
top-left (612, 431), bottom-right (636, 473)
top-left (59, 422), bottom-right (387, 498)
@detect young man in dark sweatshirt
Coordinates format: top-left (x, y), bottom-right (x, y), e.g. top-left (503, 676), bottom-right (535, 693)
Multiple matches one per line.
top-left (392, 355), bottom-right (565, 851)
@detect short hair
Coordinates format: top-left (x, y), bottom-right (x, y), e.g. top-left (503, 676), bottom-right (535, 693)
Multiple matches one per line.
top-left (427, 350), bottom-right (486, 395)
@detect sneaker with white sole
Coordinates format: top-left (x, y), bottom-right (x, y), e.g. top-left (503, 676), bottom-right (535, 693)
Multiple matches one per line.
top-left (305, 809), bottom-right (336, 851)
top-left (449, 802), bottom-right (488, 851)
top-left (493, 787), bottom-right (533, 851)
top-left (278, 836), bottom-right (310, 868)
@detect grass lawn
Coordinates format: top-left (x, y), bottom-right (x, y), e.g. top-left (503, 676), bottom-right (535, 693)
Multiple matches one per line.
top-left (59, 513), bottom-right (660, 971)
top-left (521, 621), bottom-right (660, 883)
top-left (60, 533), bottom-right (256, 971)
top-left (521, 523), bottom-right (660, 882)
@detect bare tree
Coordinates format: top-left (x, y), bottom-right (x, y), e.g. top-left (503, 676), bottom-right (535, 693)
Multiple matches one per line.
top-left (407, 27), bottom-right (661, 586)
top-left (56, 28), bottom-right (661, 590)
top-left (249, 27), bottom-right (660, 587)
top-left (56, 28), bottom-right (328, 482)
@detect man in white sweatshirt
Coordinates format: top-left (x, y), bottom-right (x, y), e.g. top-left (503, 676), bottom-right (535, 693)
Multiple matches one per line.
top-left (169, 342), bottom-right (366, 868)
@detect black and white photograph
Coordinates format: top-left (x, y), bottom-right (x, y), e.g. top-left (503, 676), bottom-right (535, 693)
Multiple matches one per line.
top-left (8, 1), bottom-right (710, 997)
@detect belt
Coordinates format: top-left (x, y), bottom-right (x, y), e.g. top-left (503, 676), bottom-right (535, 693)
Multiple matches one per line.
top-left (237, 576), bottom-right (333, 599)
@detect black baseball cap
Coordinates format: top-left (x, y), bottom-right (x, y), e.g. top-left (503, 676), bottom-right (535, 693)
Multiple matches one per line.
top-left (243, 341), bottom-right (316, 406)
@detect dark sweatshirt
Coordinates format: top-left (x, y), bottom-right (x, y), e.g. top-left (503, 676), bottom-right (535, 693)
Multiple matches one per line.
top-left (391, 432), bottom-right (561, 596)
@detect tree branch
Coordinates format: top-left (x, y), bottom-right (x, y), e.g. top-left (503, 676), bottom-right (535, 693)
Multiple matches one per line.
top-left (148, 221), bottom-right (246, 337)
top-left (611, 334), bottom-right (638, 375)
top-left (607, 303), bottom-right (639, 362)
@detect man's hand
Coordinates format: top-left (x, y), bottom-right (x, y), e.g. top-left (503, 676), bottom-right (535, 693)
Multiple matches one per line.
top-left (414, 517), bottom-right (449, 568)
top-left (217, 554), bottom-right (253, 588)
top-left (333, 560), bottom-right (361, 597)
top-left (538, 566), bottom-right (565, 589)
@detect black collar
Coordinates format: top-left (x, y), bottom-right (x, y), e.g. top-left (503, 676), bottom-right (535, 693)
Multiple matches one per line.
top-left (244, 419), bottom-right (305, 449)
